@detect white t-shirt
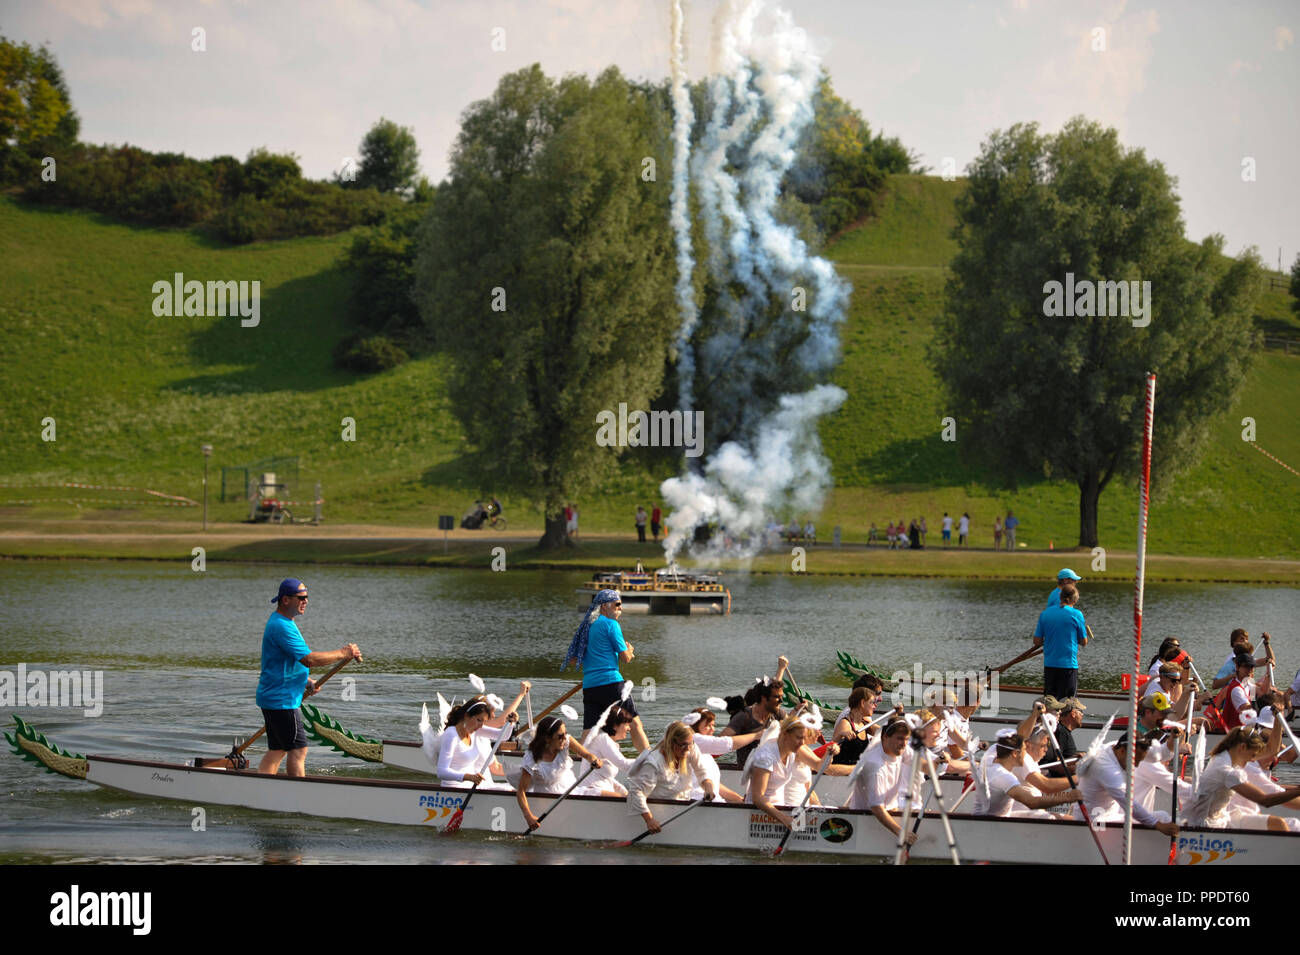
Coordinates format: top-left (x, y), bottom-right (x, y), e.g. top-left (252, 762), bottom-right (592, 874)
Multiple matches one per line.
top-left (1080, 747), bottom-right (1162, 826)
top-left (848, 743), bottom-right (913, 811)
top-left (973, 762), bottom-right (1021, 816)
top-left (1185, 751), bottom-right (1248, 828)
top-left (942, 516), bottom-right (953, 532)
top-left (957, 515), bottom-right (969, 535)
top-left (1226, 760), bottom-right (1281, 817)
top-left (743, 740), bottom-right (797, 804)
top-left (784, 756), bottom-right (814, 806)
top-left (519, 746), bottom-right (577, 794)
top-left (576, 731), bottom-right (633, 795)
top-left (1133, 742), bottom-right (1193, 814)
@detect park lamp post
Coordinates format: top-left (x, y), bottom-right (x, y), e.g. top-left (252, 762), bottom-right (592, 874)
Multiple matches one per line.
top-left (201, 444), bottom-right (213, 530)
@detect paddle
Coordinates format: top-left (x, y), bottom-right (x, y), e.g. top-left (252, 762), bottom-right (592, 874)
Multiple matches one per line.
top-left (902, 783), bottom-right (934, 864)
top-left (1038, 709), bottom-right (1109, 865)
top-left (990, 645), bottom-right (1043, 674)
top-left (443, 715), bottom-right (517, 834)
top-left (948, 775), bottom-right (976, 813)
top-left (772, 748), bottom-right (833, 857)
top-left (613, 797), bottom-right (707, 848)
top-left (1167, 694), bottom-right (1197, 865)
top-left (197, 656), bottom-right (353, 769)
top-left (518, 684), bottom-right (581, 747)
top-left (521, 762), bottom-right (598, 836)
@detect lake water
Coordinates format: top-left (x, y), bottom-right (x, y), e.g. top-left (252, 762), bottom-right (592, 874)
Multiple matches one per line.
top-left (2, 560), bottom-right (1297, 864)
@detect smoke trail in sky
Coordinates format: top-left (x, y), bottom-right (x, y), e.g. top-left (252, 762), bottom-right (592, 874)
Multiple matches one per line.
top-left (662, 0), bottom-right (849, 563)
top-left (669, 0), bottom-right (699, 413)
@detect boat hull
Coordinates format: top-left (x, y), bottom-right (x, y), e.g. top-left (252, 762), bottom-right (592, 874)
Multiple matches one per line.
top-left (81, 754), bottom-right (1299, 865)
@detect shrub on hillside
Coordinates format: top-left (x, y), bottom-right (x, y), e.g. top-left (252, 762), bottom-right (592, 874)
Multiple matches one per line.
top-left (18, 143), bottom-right (403, 241)
top-left (333, 333), bottom-right (410, 373)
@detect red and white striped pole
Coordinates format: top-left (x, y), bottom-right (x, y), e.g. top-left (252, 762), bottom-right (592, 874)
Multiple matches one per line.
top-left (1123, 371), bottom-right (1156, 865)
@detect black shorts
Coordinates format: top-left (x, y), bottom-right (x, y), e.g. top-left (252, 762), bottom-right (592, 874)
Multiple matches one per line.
top-left (1043, 667), bottom-right (1078, 701)
top-left (262, 707), bottom-right (308, 751)
top-left (583, 681), bottom-right (638, 729)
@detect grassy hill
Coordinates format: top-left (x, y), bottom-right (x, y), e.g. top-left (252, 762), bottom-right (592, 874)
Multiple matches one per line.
top-left (1, 175), bottom-right (1297, 558)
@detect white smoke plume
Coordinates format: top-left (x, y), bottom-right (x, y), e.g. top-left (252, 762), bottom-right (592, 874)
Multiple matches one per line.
top-left (669, 0), bottom-right (699, 412)
top-left (662, 0), bottom-right (849, 563)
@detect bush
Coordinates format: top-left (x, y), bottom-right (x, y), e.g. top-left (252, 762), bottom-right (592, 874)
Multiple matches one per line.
top-left (333, 333), bottom-right (410, 373)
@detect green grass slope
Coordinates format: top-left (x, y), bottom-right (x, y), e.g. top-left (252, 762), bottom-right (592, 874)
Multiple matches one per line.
top-left (1, 175), bottom-right (1297, 559)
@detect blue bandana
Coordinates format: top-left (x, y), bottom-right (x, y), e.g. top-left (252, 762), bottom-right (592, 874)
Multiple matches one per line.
top-left (562, 589), bottom-right (620, 670)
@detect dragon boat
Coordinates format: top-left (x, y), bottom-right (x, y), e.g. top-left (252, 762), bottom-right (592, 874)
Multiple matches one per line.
top-left (9, 715), bottom-right (1292, 865)
top-left (299, 704), bottom-right (1299, 819)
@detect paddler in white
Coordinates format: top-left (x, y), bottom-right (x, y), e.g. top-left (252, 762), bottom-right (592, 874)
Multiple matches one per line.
top-left (974, 731), bottom-right (1081, 818)
top-left (436, 689), bottom-right (526, 790)
top-left (1223, 708), bottom-right (1300, 831)
top-left (1078, 732), bottom-right (1179, 837)
top-left (683, 707), bottom-right (762, 803)
top-left (846, 716), bottom-right (918, 845)
top-left (1131, 693), bottom-right (1194, 817)
top-left (743, 713), bottom-right (849, 827)
top-left (576, 705), bottom-right (637, 796)
top-left (1186, 725), bottom-right (1300, 831)
top-left (516, 715), bottom-right (604, 831)
top-left (626, 722), bottom-right (716, 833)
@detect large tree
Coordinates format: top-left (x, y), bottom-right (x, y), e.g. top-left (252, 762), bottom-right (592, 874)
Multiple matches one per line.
top-left (0, 37), bottom-right (80, 181)
top-left (414, 66), bottom-right (676, 547)
top-left (353, 118), bottom-right (420, 195)
top-left (934, 117), bottom-right (1262, 547)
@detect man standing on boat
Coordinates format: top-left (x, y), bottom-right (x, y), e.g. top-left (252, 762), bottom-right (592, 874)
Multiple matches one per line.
top-left (257, 578), bottom-right (362, 777)
top-left (564, 589), bottom-right (650, 752)
top-left (1032, 582), bottom-right (1088, 699)
top-left (1047, 568), bottom-right (1081, 608)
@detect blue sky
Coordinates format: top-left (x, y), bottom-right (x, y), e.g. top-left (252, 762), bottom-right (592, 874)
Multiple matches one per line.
top-left (9, 0), bottom-right (1297, 269)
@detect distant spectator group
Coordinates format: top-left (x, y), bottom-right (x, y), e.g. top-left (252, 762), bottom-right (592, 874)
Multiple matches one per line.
top-left (868, 510), bottom-right (1022, 550)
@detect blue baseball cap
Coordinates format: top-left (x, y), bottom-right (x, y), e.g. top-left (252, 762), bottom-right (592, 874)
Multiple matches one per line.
top-left (273, 578), bottom-right (307, 603)
top-left (1057, 568), bottom-right (1081, 581)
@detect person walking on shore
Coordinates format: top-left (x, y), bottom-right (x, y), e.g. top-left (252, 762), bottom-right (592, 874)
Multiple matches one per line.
top-left (1004, 511), bottom-right (1019, 549)
top-left (635, 506), bottom-right (647, 543)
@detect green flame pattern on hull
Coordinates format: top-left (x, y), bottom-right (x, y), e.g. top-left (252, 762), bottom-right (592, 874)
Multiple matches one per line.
top-left (300, 703), bottom-right (384, 762)
top-left (5, 716), bottom-right (89, 779)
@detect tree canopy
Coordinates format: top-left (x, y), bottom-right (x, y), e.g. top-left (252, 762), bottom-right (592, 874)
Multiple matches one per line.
top-left (354, 118), bottom-right (421, 195)
top-left (413, 65), bottom-right (676, 546)
top-left (933, 117), bottom-right (1263, 547)
top-left (0, 36), bottom-right (80, 181)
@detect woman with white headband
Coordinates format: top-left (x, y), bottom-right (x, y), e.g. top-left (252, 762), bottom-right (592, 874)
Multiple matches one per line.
top-left (743, 714), bottom-right (847, 828)
top-left (437, 691), bottom-right (524, 790)
top-left (683, 706), bottom-right (762, 803)
top-left (974, 730), bottom-right (1081, 818)
top-left (516, 715), bottom-right (604, 831)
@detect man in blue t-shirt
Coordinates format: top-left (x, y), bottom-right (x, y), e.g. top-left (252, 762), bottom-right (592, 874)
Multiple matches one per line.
top-left (1047, 568), bottom-right (1082, 608)
top-left (566, 590), bottom-right (650, 752)
top-left (1032, 582), bottom-right (1088, 699)
top-left (256, 578), bottom-right (362, 777)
